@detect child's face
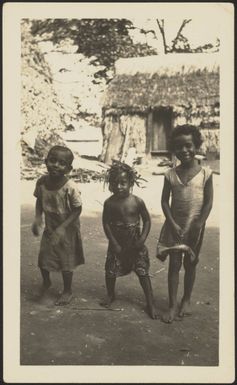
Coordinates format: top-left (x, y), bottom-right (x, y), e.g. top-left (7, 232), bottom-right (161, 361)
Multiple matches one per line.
top-left (46, 150), bottom-right (72, 177)
top-left (111, 172), bottom-right (131, 197)
top-left (173, 134), bottom-right (197, 164)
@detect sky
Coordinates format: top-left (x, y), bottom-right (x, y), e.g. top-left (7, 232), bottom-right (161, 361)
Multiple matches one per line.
top-left (129, 17), bottom-right (220, 52)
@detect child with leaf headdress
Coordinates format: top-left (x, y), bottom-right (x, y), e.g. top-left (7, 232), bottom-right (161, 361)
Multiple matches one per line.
top-left (101, 160), bottom-right (158, 319)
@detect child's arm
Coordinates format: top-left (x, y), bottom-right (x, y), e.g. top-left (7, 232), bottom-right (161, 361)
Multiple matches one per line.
top-left (191, 174), bottom-right (213, 231)
top-left (161, 177), bottom-right (184, 241)
top-left (51, 207), bottom-right (82, 246)
top-left (134, 198), bottom-right (151, 249)
top-left (102, 200), bottom-right (122, 255)
top-left (51, 182), bottom-right (82, 245)
top-left (32, 197), bottom-right (43, 236)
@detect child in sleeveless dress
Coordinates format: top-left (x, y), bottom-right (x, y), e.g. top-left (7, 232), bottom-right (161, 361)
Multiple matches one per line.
top-left (32, 146), bottom-right (84, 305)
top-left (157, 125), bottom-right (213, 323)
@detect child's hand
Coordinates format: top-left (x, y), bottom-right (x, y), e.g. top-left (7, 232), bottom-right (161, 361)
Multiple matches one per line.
top-left (171, 223), bottom-right (184, 242)
top-left (51, 227), bottom-right (66, 246)
top-left (31, 218), bottom-right (42, 236)
top-left (112, 243), bottom-right (122, 255)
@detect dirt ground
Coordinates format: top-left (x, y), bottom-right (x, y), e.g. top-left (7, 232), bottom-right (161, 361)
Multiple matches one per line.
top-left (20, 173), bottom-right (219, 366)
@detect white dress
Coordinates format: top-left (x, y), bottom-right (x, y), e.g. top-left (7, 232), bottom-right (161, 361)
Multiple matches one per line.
top-left (157, 166), bottom-right (212, 263)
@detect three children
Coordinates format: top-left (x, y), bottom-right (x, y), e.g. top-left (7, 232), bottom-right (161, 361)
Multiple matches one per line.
top-left (32, 124), bottom-right (213, 322)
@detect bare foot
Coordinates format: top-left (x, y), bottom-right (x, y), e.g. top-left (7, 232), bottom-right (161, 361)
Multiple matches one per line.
top-left (37, 281), bottom-right (51, 300)
top-left (162, 307), bottom-right (176, 323)
top-left (39, 280), bottom-right (51, 294)
top-left (179, 299), bottom-right (192, 317)
top-left (146, 305), bottom-right (159, 320)
top-left (55, 292), bottom-right (73, 306)
top-left (100, 295), bottom-right (115, 308)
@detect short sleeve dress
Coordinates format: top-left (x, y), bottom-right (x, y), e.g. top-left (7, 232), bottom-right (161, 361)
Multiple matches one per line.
top-left (34, 175), bottom-right (85, 272)
top-left (156, 166), bottom-right (212, 263)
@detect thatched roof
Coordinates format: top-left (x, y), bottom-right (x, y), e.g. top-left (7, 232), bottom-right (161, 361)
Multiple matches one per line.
top-left (103, 53), bottom-right (219, 112)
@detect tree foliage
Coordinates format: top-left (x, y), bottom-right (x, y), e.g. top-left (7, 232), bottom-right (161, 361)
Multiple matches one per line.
top-left (31, 18), bottom-right (157, 71)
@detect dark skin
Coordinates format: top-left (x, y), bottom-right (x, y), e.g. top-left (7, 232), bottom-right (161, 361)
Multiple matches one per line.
top-left (101, 172), bottom-right (158, 319)
top-left (161, 134), bottom-right (213, 322)
top-left (32, 149), bottom-right (82, 305)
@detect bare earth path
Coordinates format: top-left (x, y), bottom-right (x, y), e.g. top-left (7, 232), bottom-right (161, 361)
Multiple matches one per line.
top-left (20, 175), bottom-right (219, 366)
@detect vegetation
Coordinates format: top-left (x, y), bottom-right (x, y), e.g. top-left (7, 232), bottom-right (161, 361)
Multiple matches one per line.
top-left (31, 19), bottom-right (157, 78)
top-left (21, 18), bottom-right (220, 171)
top-left (21, 20), bottom-right (65, 164)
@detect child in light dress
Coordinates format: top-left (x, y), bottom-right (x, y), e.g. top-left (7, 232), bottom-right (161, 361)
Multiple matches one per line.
top-left (32, 145), bottom-right (84, 305)
top-left (157, 125), bottom-right (213, 323)
top-left (101, 161), bottom-right (158, 319)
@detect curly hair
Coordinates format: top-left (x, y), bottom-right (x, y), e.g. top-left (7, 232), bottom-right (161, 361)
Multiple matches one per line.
top-left (47, 145), bottom-right (74, 165)
top-left (169, 125), bottom-right (203, 151)
top-left (105, 160), bottom-right (146, 192)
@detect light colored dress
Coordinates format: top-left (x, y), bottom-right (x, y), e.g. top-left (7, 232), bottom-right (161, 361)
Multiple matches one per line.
top-left (34, 175), bottom-right (85, 272)
top-left (157, 166), bottom-right (212, 263)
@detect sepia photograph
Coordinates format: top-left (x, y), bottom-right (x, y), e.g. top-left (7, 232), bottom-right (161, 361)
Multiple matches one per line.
top-left (3, 2), bottom-right (234, 383)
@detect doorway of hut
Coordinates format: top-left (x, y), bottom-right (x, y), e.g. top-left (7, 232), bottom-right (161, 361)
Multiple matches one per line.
top-left (150, 107), bottom-right (173, 159)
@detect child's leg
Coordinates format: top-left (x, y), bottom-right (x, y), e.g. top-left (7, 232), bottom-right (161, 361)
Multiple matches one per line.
top-left (138, 275), bottom-right (158, 319)
top-left (55, 271), bottom-right (73, 305)
top-left (40, 268), bottom-right (51, 290)
top-left (179, 257), bottom-right (196, 317)
top-left (163, 253), bottom-right (182, 323)
top-left (100, 276), bottom-right (116, 307)
top-left (37, 269), bottom-right (51, 303)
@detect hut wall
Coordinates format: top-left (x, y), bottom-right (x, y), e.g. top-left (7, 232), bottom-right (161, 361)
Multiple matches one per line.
top-left (146, 112), bottom-right (153, 155)
top-left (101, 113), bottom-right (146, 164)
top-left (102, 115), bottom-right (124, 164)
top-left (100, 115), bottom-right (114, 161)
top-left (120, 115), bottom-right (146, 161)
top-left (199, 129), bottom-right (220, 155)
top-left (173, 104), bottom-right (220, 155)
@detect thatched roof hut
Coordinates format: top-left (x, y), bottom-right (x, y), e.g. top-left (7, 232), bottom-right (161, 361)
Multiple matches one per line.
top-left (101, 53), bottom-right (219, 164)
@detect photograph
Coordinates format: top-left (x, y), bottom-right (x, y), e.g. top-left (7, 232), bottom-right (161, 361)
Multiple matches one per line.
top-left (3, 2), bottom-right (234, 383)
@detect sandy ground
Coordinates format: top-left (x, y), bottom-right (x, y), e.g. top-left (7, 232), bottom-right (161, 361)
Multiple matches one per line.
top-left (20, 174), bottom-right (219, 366)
